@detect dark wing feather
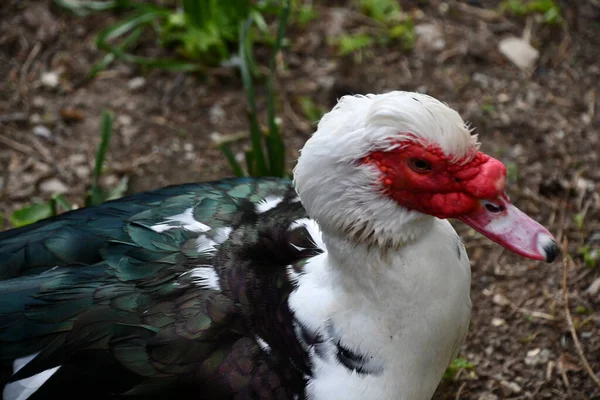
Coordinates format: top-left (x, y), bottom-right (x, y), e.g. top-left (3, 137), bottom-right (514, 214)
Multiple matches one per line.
top-left (0, 177), bottom-right (318, 399)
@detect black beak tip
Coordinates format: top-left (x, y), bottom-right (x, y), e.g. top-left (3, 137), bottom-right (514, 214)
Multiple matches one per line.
top-left (543, 240), bottom-right (559, 263)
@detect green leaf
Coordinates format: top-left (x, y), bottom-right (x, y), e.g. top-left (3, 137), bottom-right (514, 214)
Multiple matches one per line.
top-left (336, 33), bottom-right (374, 56)
top-left (49, 194), bottom-right (73, 215)
top-left (296, 4), bottom-right (318, 26)
top-left (89, 25), bottom-right (143, 78)
top-left (443, 357), bottom-right (475, 380)
top-left (573, 213), bottom-right (585, 230)
top-left (54, 0), bottom-right (119, 16)
top-left (219, 144), bottom-right (245, 177)
top-left (299, 96), bottom-right (323, 123)
top-left (239, 17), bottom-right (266, 175)
top-left (10, 203), bottom-right (53, 227)
top-left (95, 8), bottom-right (202, 71)
top-left (104, 176), bottom-right (129, 201)
top-left (265, 0), bottom-right (290, 177)
top-left (88, 110), bottom-right (113, 206)
top-left (359, 0), bottom-right (402, 23)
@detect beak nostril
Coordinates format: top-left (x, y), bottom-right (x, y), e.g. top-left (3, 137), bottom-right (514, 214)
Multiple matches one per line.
top-left (484, 202), bottom-right (505, 213)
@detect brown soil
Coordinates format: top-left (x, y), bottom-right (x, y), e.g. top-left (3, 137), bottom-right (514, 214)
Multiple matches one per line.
top-left (1, 0), bottom-right (600, 398)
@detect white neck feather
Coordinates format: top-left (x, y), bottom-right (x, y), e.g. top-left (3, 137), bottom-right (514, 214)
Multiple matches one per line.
top-left (289, 218), bottom-right (472, 400)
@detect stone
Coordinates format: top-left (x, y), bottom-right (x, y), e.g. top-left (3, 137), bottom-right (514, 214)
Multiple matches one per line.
top-left (74, 166), bottom-right (90, 179)
top-left (477, 393), bottom-right (499, 400)
top-left (492, 293), bottom-right (511, 306)
top-left (40, 72), bottom-right (59, 88)
top-left (586, 278), bottom-right (600, 296)
top-left (39, 178), bottom-right (68, 194)
top-left (117, 115), bottom-right (133, 127)
top-left (33, 125), bottom-right (52, 139)
top-left (498, 37), bottom-right (539, 71)
top-left (209, 104), bottom-right (226, 124)
top-left (500, 380), bottom-right (522, 395)
top-left (525, 348), bottom-right (551, 366)
top-left (415, 23), bottom-right (445, 51)
top-left (127, 77), bottom-right (146, 91)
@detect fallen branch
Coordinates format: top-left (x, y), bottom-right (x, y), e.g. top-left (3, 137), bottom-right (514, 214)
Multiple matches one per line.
top-left (561, 238), bottom-right (600, 389)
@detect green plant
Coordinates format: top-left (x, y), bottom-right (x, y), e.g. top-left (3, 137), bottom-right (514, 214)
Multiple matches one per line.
top-left (334, 0), bottom-right (414, 57)
top-left (9, 195), bottom-right (73, 228)
top-left (298, 96), bottom-right (325, 124)
top-left (359, 0), bottom-right (402, 22)
top-left (481, 103), bottom-right (496, 115)
top-left (219, 0), bottom-right (290, 178)
top-left (294, 0), bottom-right (318, 26)
top-left (55, 0), bottom-right (118, 16)
top-left (337, 33), bottom-right (375, 56)
top-left (443, 357), bottom-right (475, 380)
top-left (506, 162), bottom-right (519, 183)
top-left (578, 245), bottom-right (598, 268)
top-left (56, 0), bottom-right (275, 75)
top-left (500, 0), bottom-right (563, 25)
top-left (86, 110), bottom-right (128, 206)
top-left (8, 110), bottom-right (127, 227)
top-left (573, 212), bottom-right (585, 230)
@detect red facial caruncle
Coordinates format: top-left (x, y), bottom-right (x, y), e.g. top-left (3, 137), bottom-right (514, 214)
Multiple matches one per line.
top-left (362, 140), bottom-right (507, 219)
top-left (362, 138), bottom-right (558, 263)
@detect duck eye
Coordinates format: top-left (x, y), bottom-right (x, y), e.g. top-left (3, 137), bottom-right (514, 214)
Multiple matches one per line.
top-left (408, 158), bottom-right (432, 173)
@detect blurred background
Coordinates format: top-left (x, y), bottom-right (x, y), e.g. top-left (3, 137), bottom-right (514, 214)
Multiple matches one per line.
top-left (0, 0), bottom-right (599, 398)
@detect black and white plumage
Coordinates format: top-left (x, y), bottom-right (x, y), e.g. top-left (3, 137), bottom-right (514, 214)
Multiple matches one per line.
top-left (0, 92), bottom-right (557, 400)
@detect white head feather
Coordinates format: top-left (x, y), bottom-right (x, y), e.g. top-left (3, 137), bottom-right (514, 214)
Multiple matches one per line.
top-left (293, 91), bottom-right (479, 247)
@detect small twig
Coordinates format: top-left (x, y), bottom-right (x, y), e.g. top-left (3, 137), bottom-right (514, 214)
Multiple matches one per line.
top-left (0, 113), bottom-right (29, 123)
top-left (27, 135), bottom-right (53, 164)
top-left (522, 16), bottom-right (534, 43)
top-left (436, 46), bottom-right (467, 64)
top-left (19, 42), bottom-right (42, 98)
top-left (556, 199), bottom-right (569, 244)
top-left (0, 134), bottom-right (38, 158)
top-left (455, 382), bottom-right (466, 400)
top-left (561, 238), bottom-right (600, 389)
top-left (450, 0), bottom-right (502, 22)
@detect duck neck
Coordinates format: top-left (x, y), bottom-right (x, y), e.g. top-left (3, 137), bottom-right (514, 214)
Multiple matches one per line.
top-left (319, 214), bottom-right (436, 299)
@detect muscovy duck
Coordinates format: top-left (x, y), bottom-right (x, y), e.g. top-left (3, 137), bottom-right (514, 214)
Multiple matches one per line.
top-left (0, 91), bottom-right (557, 400)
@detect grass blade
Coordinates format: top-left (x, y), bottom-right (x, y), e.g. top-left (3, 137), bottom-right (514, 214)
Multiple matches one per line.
top-left (51, 194), bottom-right (73, 214)
top-left (54, 0), bottom-right (119, 16)
top-left (239, 17), bottom-right (266, 175)
top-left (10, 203), bottom-right (53, 228)
top-left (265, 0), bottom-right (290, 176)
top-left (89, 110), bottom-right (113, 205)
top-left (244, 148), bottom-right (255, 176)
top-left (219, 144), bottom-right (244, 177)
top-left (89, 25), bottom-right (142, 78)
top-left (97, 10), bottom-right (164, 42)
top-left (95, 8), bottom-right (202, 72)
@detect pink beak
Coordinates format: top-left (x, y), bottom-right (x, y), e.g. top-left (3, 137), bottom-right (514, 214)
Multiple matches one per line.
top-left (458, 194), bottom-right (558, 262)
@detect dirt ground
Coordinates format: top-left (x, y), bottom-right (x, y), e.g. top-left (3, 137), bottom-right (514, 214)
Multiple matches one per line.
top-left (1, 0), bottom-right (600, 398)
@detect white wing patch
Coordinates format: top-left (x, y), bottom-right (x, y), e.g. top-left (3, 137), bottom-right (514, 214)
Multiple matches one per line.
top-left (255, 195), bottom-right (283, 213)
top-left (289, 218), bottom-right (325, 251)
top-left (187, 266), bottom-right (220, 290)
top-left (3, 353), bottom-right (60, 400)
top-left (195, 236), bottom-right (217, 255)
top-left (213, 227), bottom-right (232, 244)
top-left (151, 208), bottom-right (210, 233)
